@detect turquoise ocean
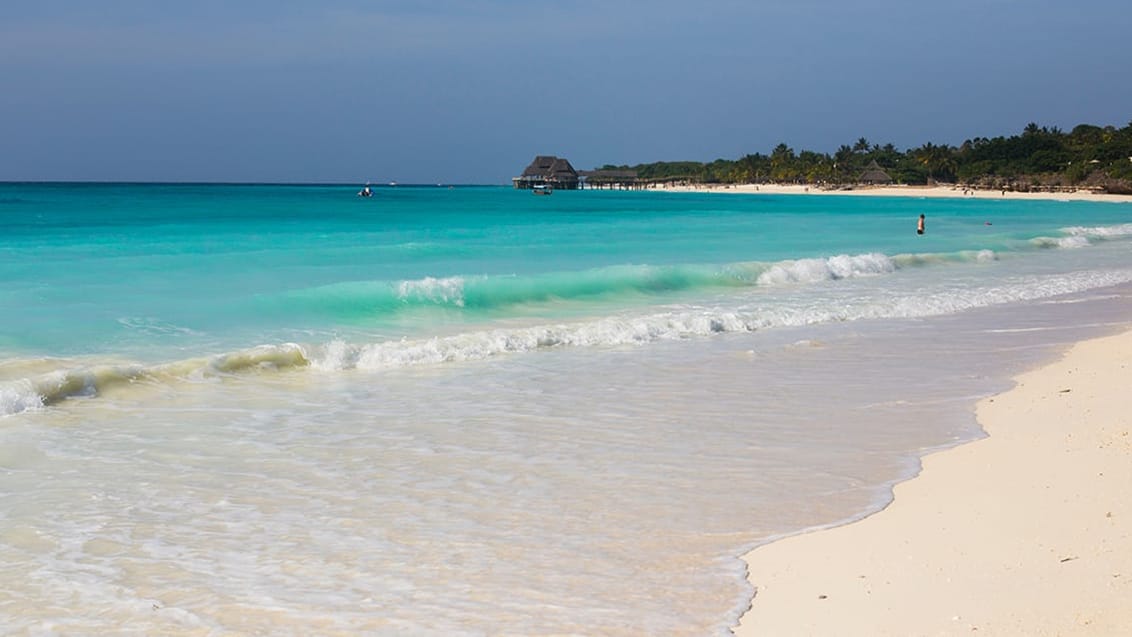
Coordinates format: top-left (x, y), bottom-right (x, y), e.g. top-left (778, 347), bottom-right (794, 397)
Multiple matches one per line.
top-left (2, 183), bottom-right (1131, 635)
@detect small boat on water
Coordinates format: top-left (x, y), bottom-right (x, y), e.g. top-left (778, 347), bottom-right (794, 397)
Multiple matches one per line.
top-left (532, 185), bottom-right (553, 195)
top-left (357, 184), bottom-right (373, 197)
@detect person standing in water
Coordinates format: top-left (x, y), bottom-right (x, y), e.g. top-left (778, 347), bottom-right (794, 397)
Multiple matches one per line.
top-left (917, 213), bottom-right (925, 235)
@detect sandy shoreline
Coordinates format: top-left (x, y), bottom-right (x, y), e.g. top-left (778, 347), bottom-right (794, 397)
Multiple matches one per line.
top-left (662, 182), bottom-right (1132, 204)
top-left (733, 327), bottom-right (1132, 636)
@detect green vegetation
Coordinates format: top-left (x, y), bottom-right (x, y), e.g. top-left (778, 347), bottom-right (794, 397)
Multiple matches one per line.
top-left (597, 121), bottom-right (1132, 194)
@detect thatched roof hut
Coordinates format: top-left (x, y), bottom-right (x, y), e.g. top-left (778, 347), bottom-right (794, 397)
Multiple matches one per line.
top-left (858, 160), bottom-right (892, 185)
top-left (513, 156), bottom-right (580, 190)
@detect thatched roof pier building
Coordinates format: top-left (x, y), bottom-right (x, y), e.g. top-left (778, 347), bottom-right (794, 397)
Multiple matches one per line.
top-left (512, 156), bottom-right (581, 190)
top-left (513, 156), bottom-right (646, 190)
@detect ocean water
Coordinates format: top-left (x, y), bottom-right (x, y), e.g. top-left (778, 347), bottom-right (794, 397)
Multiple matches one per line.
top-left (2, 183), bottom-right (1131, 635)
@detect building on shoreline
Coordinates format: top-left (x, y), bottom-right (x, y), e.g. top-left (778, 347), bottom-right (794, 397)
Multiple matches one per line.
top-left (578, 169), bottom-right (644, 190)
top-left (512, 156), bottom-right (580, 190)
top-left (858, 159), bottom-right (893, 185)
top-left (512, 155), bottom-right (649, 190)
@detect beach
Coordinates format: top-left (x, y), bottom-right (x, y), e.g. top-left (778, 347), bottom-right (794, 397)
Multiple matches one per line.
top-left (664, 182), bottom-right (1132, 204)
top-left (4, 183), bottom-right (1132, 634)
top-left (734, 327), bottom-right (1132, 636)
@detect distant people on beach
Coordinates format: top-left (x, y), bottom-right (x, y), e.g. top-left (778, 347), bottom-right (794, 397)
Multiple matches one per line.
top-left (917, 214), bottom-right (925, 235)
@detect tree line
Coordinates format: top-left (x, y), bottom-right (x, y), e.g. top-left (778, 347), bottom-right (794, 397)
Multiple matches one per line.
top-left (596, 121), bottom-right (1132, 194)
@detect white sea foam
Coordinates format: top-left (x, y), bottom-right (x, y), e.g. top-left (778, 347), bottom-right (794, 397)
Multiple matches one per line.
top-left (1031, 235), bottom-right (1091, 249)
top-left (1030, 223), bottom-right (1132, 250)
top-left (308, 339), bottom-right (355, 371)
top-left (755, 253), bottom-right (895, 286)
top-left (396, 276), bottom-right (467, 306)
top-left (0, 379), bottom-right (45, 415)
top-left (311, 268), bottom-right (1132, 372)
top-left (1062, 223), bottom-right (1132, 238)
top-left (5, 266), bottom-right (1132, 415)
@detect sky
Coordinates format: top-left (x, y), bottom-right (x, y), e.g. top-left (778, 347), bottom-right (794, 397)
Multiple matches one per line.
top-left (2, 0), bottom-right (1130, 184)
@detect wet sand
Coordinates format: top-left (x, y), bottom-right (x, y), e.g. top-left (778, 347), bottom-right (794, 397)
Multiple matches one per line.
top-left (733, 328), bottom-right (1132, 635)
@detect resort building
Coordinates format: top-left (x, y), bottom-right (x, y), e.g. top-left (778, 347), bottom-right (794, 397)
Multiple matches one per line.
top-left (858, 159), bottom-right (893, 185)
top-left (513, 156), bottom-right (581, 190)
top-left (578, 169), bottom-right (643, 190)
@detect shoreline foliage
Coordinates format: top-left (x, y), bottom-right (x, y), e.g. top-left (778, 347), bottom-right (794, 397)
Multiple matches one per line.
top-left (597, 122), bottom-right (1132, 194)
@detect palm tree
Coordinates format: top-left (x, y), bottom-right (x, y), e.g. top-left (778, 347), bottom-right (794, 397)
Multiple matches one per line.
top-left (914, 143), bottom-right (957, 183)
top-left (770, 143), bottom-right (796, 182)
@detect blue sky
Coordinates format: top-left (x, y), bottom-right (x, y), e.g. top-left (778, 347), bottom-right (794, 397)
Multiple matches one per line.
top-left (2, 0), bottom-right (1130, 184)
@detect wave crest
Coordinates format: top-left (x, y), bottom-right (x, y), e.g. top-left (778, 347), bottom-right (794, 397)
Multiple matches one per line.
top-left (1062, 223), bottom-right (1132, 239)
top-left (1, 345), bottom-right (310, 417)
top-left (756, 253), bottom-right (895, 286)
top-left (1031, 223), bottom-right (1132, 250)
top-left (6, 262), bottom-right (1132, 416)
top-left (396, 276), bottom-right (468, 307)
top-left (1032, 235), bottom-right (1091, 249)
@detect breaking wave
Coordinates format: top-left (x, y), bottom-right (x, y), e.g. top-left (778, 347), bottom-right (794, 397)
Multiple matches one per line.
top-left (5, 266), bottom-right (1132, 417)
top-left (279, 250), bottom-right (1001, 321)
top-left (7, 226), bottom-right (1131, 417)
top-left (1032, 222), bottom-right (1132, 249)
top-left (1062, 223), bottom-right (1132, 239)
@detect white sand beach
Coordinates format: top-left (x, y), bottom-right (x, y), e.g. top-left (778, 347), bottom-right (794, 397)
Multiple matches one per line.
top-left (733, 328), bottom-right (1132, 636)
top-left (665, 182), bottom-right (1132, 204)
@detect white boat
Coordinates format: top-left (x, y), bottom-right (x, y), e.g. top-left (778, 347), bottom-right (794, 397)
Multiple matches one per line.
top-left (532, 185), bottom-right (553, 195)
